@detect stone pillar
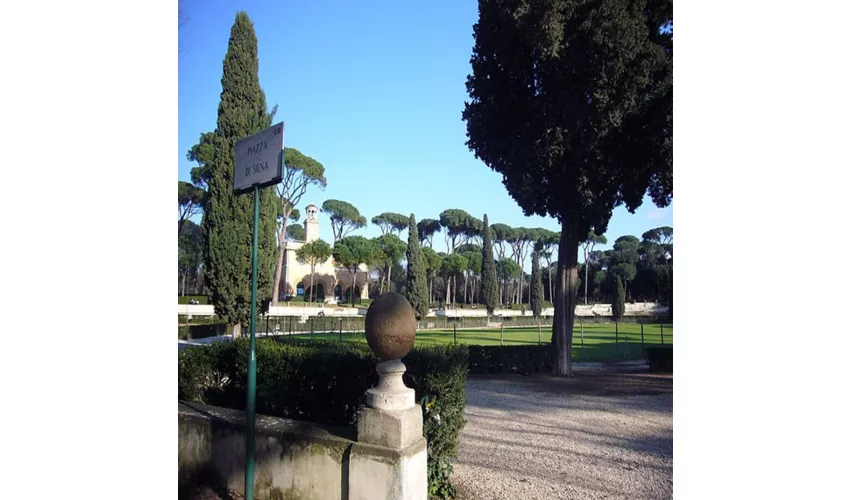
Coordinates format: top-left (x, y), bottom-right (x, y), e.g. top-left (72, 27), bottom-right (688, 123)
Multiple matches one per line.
top-left (348, 292), bottom-right (427, 500)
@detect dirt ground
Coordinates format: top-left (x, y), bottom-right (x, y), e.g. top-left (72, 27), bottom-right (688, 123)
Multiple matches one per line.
top-left (453, 371), bottom-right (673, 500)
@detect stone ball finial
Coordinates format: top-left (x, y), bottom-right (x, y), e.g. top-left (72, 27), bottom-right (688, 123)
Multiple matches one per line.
top-left (365, 292), bottom-right (417, 361)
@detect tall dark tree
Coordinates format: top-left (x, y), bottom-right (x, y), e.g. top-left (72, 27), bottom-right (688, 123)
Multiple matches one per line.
top-left (530, 241), bottom-right (544, 318)
top-left (612, 276), bottom-right (626, 321)
top-left (463, 0), bottom-right (672, 375)
top-left (405, 214), bottom-right (430, 319)
top-left (479, 214), bottom-right (500, 315)
top-left (202, 12), bottom-right (279, 337)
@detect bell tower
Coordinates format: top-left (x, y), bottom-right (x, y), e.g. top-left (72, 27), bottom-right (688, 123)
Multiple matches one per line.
top-left (305, 204), bottom-right (320, 242)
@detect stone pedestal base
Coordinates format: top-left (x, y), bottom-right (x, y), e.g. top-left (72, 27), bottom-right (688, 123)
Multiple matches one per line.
top-left (348, 437), bottom-right (427, 500)
top-left (357, 405), bottom-right (423, 449)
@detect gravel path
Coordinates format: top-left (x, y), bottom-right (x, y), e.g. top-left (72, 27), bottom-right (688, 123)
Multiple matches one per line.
top-left (453, 372), bottom-right (673, 500)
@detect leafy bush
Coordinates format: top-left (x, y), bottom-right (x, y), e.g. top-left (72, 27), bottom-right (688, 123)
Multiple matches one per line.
top-left (645, 346), bottom-right (673, 372)
top-left (467, 345), bottom-right (554, 374)
top-left (177, 323), bottom-right (231, 340)
top-left (178, 339), bottom-right (468, 498)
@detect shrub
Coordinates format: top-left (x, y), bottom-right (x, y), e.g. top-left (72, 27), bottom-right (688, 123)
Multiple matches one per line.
top-left (645, 346), bottom-right (673, 372)
top-left (177, 323), bottom-right (231, 340)
top-left (467, 345), bottom-right (554, 374)
top-left (178, 339), bottom-right (468, 498)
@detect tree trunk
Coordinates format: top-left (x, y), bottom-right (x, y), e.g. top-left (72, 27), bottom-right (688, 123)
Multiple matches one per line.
top-left (547, 265), bottom-right (553, 303)
top-left (232, 322), bottom-right (242, 338)
top-left (387, 265), bottom-right (393, 293)
top-left (181, 265), bottom-right (187, 296)
top-left (584, 248), bottom-right (589, 305)
top-left (271, 208), bottom-right (291, 306)
top-left (463, 273), bottom-right (468, 304)
top-left (553, 220), bottom-right (579, 377)
top-left (429, 276), bottom-right (433, 305)
top-left (309, 265), bottom-right (315, 304)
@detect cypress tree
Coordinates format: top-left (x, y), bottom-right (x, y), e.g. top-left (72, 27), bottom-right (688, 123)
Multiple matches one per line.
top-left (480, 214), bottom-right (499, 315)
top-left (612, 276), bottom-right (625, 321)
top-left (405, 214), bottom-right (430, 320)
top-left (202, 12), bottom-right (278, 336)
top-left (530, 241), bottom-right (544, 318)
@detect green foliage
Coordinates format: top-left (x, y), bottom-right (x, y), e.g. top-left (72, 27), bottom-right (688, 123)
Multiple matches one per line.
top-left (612, 276), bottom-right (625, 320)
top-left (374, 234), bottom-right (406, 269)
top-left (201, 11), bottom-right (279, 327)
top-left (372, 212), bottom-right (409, 236)
top-left (405, 214), bottom-right (430, 320)
top-left (416, 218), bottom-right (442, 248)
top-left (467, 345), bottom-right (554, 374)
top-left (333, 235), bottom-right (378, 304)
top-left (297, 239), bottom-right (332, 303)
top-left (187, 131), bottom-right (216, 189)
top-left (178, 339), bottom-right (468, 497)
top-left (439, 209), bottom-right (482, 251)
top-left (530, 245), bottom-right (544, 317)
top-left (479, 215), bottom-right (500, 315)
top-left (611, 263), bottom-right (637, 283)
top-left (495, 258), bottom-right (520, 282)
top-left (296, 239), bottom-right (332, 268)
top-left (285, 223), bottom-right (305, 241)
top-left (441, 253), bottom-right (468, 277)
top-left (461, 251), bottom-right (482, 276)
top-left (321, 199), bottom-right (367, 241)
top-left (422, 247), bottom-right (443, 276)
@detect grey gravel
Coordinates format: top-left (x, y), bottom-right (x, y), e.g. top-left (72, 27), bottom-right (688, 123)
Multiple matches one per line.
top-left (453, 373), bottom-right (673, 500)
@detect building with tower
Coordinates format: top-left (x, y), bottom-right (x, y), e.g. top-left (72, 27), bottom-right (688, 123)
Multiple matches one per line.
top-left (280, 204), bottom-right (370, 303)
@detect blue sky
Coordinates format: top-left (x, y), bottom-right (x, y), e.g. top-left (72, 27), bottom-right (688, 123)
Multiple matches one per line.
top-left (178, 0), bottom-right (673, 263)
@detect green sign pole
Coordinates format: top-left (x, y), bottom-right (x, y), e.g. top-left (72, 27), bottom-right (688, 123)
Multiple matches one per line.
top-left (244, 183), bottom-right (260, 500)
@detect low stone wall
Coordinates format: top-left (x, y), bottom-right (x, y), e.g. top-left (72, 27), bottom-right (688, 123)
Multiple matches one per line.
top-left (179, 401), bottom-right (426, 500)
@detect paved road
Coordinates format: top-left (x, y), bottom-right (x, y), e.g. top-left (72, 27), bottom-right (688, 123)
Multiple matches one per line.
top-left (453, 372), bottom-right (673, 500)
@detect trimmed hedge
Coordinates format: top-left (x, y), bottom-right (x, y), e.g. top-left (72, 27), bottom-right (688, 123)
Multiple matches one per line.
top-left (468, 345), bottom-right (555, 374)
top-left (178, 339), bottom-right (468, 499)
top-left (646, 346), bottom-right (673, 372)
top-left (177, 323), bottom-right (232, 340)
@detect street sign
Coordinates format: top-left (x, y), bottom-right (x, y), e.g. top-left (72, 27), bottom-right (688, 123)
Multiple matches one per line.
top-left (233, 122), bottom-right (284, 193)
top-left (233, 122), bottom-right (284, 500)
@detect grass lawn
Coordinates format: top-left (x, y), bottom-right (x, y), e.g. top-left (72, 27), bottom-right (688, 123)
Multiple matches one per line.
top-left (292, 323), bottom-right (673, 362)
